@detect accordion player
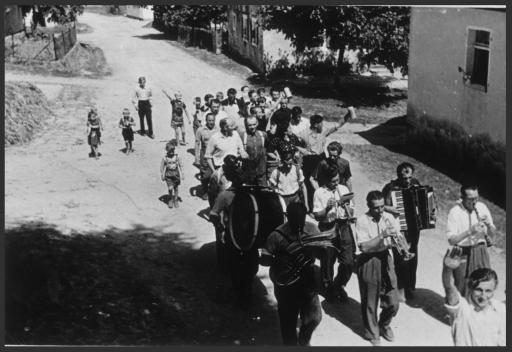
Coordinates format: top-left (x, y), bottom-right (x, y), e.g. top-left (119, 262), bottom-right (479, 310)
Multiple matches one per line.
top-left (381, 162), bottom-right (437, 299)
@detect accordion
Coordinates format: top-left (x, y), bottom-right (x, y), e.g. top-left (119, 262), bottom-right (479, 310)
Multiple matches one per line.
top-left (389, 185), bottom-right (436, 232)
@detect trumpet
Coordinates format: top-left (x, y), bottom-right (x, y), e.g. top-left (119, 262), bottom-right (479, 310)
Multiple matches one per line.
top-left (384, 217), bottom-right (415, 261)
top-left (474, 207), bottom-right (494, 247)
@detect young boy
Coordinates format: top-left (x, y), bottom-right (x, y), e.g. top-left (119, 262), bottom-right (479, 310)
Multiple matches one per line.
top-left (442, 248), bottom-right (505, 346)
top-left (192, 96), bottom-right (203, 136)
top-left (87, 108), bottom-right (103, 159)
top-left (118, 108), bottom-right (136, 154)
top-left (160, 140), bottom-right (184, 208)
top-left (163, 90), bottom-right (191, 145)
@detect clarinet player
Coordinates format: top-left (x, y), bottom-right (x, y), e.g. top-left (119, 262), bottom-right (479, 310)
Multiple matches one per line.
top-left (446, 183), bottom-right (496, 296)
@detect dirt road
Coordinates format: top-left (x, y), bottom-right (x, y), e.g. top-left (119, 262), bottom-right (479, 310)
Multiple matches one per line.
top-left (5, 12), bottom-right (505, 346)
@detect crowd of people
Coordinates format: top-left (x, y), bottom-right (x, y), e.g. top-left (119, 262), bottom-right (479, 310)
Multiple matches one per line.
top-left (85, 76), bottom-right (505, 347)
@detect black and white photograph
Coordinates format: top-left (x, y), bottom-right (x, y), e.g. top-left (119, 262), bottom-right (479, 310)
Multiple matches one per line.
top-left (4, 4), bottom-right (507, 347)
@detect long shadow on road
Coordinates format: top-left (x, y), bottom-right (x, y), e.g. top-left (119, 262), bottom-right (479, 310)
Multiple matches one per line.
top-left (405, 288), bottom-right (450, 326)
top-left (321, 298), bottom-right (367, 339)
top-left (5, 222), bottom-right (280, 345)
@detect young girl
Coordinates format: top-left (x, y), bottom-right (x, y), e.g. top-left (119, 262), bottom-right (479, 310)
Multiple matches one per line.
top-left (118, 108), bottom-right (136, 154)
top-left (87, 108), bottom-right (103, 159)
top-left (163, 90), bottom-right (191, 145)
top-left (160, 140), bottom-right (184, 208)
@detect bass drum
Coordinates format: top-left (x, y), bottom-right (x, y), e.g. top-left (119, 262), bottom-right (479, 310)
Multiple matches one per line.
top-left (228, 186), bottom-right (287, 251)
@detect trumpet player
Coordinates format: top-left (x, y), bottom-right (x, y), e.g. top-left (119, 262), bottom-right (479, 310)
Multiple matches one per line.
top-left (446, 184), bottom-right (497, 296)
top-left (355, 190), bottom-right (401, 346)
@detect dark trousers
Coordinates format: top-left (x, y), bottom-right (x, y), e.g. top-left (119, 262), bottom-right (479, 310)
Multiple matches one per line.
top-left (274, 267), bottom-right (322, 346)
top-left (221, 241), bottom-right (259, 306)
top-left (138, 100), bottom-right (153, 135)
top-left (302, 154), bottom-right (322, 210)
top-left (199, 158), bottom-right (213, 194)
top-left (357, 253), bottom-right (399, 340)
top-left (320, 221), bottom-right (355, 294)
top-left (393, 229), bottom-right (419, 291)
top-left (452, 244), bottom-right (490, 296)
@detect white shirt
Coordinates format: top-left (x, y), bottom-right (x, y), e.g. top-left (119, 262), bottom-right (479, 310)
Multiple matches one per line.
top-left (446, 201), bottom-right (494, 247)
top-left (445, 291), bottom-right (506, 346)
top-left (289, 117), bottom-right (310, 136)
top-left (313, 185), bottom-right (352, 223)
top-left (355, 211), bottom-right (400, 255)
top-left (269, 165), bottom-right (304, 196)
top-left (204, 131), bottom-right (245, 168)
top-left (132, 85), bottom-right (152, 104)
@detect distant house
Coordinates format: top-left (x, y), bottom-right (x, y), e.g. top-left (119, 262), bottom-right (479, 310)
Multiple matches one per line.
top-left (125, 6), bottom-right (153, 21)
top-left (407, 7), bottom-right (506, 144)
top-left (227, 5), bottom-right (295, 74)
top-left (5, 5), bottom-right (24, 35)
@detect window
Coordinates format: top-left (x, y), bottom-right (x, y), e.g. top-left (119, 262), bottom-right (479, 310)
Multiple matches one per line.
top-left (466, 28), bottom-right (490, 92)
top-left (242, 14), bottom-right (249, 42)
top-left (250, 17), bottom-right (258, 45)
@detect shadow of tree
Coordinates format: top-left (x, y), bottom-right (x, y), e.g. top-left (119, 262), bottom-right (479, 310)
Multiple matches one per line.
top-left (321, 298), bottom-right (367, 339)
top-left (132, 33), bottom-right (170, 41)
top-left (405, 288), bottom-right (450, 326)
top-left (5, 222), bottom-right (280, 345)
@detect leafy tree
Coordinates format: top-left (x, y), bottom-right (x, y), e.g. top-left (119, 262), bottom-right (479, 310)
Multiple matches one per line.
top-left (151, 5), bottom-right (227, 29)
top-left (260, 5), bottom-right (410, 75)
top-left (21, 5), bottom-right (84, 30)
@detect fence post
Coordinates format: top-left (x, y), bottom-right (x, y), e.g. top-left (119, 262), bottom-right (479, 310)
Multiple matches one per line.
top-left (11, 34), bottom-right (14, 57)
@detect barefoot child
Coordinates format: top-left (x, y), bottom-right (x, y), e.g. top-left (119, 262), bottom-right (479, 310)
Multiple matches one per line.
top-left (118, 108), bottom-right (135, 154)
top-left (160, 140), bottom-right (184, 208)
top-left (87, 108), bottom-right (103, 159)
top-left (163, 90), bottom-right (191, 145)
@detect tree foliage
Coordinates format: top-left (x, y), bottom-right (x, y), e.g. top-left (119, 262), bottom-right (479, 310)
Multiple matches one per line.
top-left (21, 5), bottom-right (84, 29)
top-left (260, 5), bottom-right (410, 74)
top-left (151, 5), bottom-right (227, 29)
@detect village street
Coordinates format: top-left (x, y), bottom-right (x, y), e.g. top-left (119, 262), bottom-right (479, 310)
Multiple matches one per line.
top-left (5, 12), bottom-right (506, 346)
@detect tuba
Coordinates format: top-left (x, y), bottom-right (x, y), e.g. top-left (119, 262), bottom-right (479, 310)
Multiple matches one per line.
top-left (384, 217), bottom-right (415, 261)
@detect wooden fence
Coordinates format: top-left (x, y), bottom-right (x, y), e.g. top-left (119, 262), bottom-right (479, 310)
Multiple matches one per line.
top-left (53, 23), bottom-right (77, 60)
top-left (153, 15), bottom-right (223, 54)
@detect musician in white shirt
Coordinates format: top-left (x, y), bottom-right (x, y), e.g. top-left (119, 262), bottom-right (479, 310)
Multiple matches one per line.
top-left (446, 184), bottom-right (496, 296)
top-left (355, 190), bottom-right (401, 346)
top-left (381, 162), bottom-right (422, 301)
top-left (313, 165), bottom-right (355, 303)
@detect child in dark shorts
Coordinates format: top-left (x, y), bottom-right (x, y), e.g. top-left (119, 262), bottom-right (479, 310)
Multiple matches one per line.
top-left (118, 108), bottom-right (136, 154)
top-left (160, 140), bottom-right (184, 208)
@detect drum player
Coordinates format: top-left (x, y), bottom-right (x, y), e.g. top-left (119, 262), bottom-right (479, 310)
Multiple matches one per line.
top-left (209, 155), bottom-right (259, 310)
